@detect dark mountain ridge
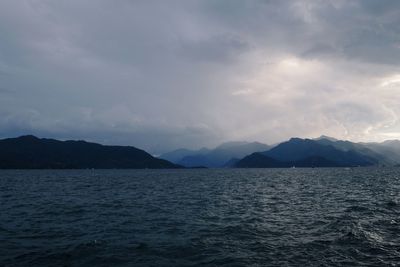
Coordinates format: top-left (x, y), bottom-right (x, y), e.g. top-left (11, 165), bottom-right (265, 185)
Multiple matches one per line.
top-left (264, 138), bottom-right (376, 165)
top-left (2, 135), bottom-right (400, 169)
top-left (235, 138), bottom-right (379, 168)
top-left (0, 135), bottom-right (181, 169)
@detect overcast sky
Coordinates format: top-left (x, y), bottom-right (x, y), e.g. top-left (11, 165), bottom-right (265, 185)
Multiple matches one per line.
top-left (1, 0), bottom-right (400, 153)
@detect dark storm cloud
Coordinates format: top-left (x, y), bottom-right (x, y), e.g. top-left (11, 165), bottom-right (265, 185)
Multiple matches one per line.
top-left (0, 0), bottom-right (400, 153)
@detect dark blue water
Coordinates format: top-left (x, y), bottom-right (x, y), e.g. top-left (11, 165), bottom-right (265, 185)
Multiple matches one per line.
top-left (1, 168), bottom-right (400, 266)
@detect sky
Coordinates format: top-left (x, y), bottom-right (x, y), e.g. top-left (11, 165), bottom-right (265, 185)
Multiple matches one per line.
top-left (0, 0), bottom-right (400, 153)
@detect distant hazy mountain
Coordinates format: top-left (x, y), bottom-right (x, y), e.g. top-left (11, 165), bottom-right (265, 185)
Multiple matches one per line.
top-left (381, 140), bottom-right (400, 149)
top-left (223, 158), bottom-right (240, 167)
top-left (160, 141), bottom-right (270, 167)
top-left (362, 140), bottom-right (400, 164)
top-left (158, 147), bottom-right (210, 164)
top-left (0, 135), bottom-right (181, 169)
top-left (314, 137), bottom-right (394, 165)
top-left (235, 138), bottom-right (377, 168)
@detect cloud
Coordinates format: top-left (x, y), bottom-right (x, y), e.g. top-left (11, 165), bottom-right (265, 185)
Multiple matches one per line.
top-left (0, 0), bottom-right (400, 153)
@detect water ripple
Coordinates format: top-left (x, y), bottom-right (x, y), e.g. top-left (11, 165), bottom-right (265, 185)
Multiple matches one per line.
top-left (1, 168), bottom-right (400, 266)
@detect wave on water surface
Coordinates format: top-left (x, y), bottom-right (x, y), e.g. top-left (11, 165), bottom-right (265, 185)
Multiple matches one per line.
top-left (1, 168), bottom-right (400, 266)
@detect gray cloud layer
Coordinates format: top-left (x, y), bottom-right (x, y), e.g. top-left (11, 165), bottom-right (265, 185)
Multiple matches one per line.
top-left (1, 0), bottom-right (400, 153)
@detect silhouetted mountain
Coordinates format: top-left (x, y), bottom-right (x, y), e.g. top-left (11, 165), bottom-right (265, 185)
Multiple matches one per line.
top-left (235, 138), bottom-right (376, 168)
top-left (293, 155), bottom-right (342, 167)
top-left (0, 135), bottom-right (181, 169)
top-left (235, 153), bottom-right (285, 168)
top-left (160, 141), bottom-right (270, 167)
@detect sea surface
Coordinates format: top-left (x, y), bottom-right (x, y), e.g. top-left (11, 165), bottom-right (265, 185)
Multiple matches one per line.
top-left (1, 168), bottom-right (400, 266)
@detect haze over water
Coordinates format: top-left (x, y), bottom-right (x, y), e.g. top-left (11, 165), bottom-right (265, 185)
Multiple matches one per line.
top-left (2, 168), bottom-right (400, 266)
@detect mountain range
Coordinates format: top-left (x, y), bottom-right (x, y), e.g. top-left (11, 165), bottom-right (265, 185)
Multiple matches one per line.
top-left (1, 135), bottom-right (400, 169)
top-left (161, 135), bottom-right (400, 168)
top-left (0, 135), bottom-right (180, 169)
top-left (159, 141), bottom-right (270, 167)
top-left (235, 136), bottom-right (400, 168)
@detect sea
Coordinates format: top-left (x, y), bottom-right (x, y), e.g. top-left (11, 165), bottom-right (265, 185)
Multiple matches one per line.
top-left (1, 168), bottom-right (400, 266)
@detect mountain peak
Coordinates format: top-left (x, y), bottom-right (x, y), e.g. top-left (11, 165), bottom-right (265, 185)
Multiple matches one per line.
top-left (382, 139), bottom-right (400, 144)
top-left (314, 135), bottom-right (338, 142)
top-left (18, 135), bottom-right (39, 139)
top-left (216, 141), bottom-right (249, 150)
top-left (238, 137), bottom-right (376, 168)
top-left (288, 137), bottom-right (304, 142)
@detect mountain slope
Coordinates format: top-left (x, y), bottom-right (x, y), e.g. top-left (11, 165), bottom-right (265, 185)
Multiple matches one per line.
top-left (314, 137), bottom-right (393, 165)
top-left (263, 138), bottom-right (376, 166)
top-left (363, 140), bottom-right (400, 164)
top-left (235, 138), bottom-right (377, 168)
top-left (0, 135), bottom-right (181, 169)
top-left (235, 153), bottom-right (285, 168)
